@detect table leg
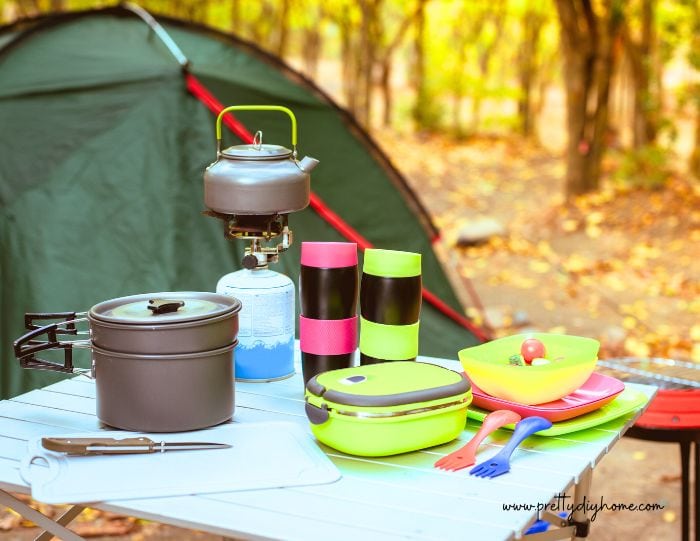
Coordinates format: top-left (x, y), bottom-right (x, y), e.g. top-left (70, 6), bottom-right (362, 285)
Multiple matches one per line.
top-left (0, 489), bottom-right (85, 541)
top-left (35, 504), bottom-right (86, 541)
top-left (694, 441), bottom-right (699, 541)
top-left (572, 467), bottom-right (592, 540)
top-left (680, 441), bottom-right (690, 541)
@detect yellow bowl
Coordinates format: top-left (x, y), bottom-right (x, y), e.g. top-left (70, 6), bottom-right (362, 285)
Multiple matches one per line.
top-left (458, 333), bottom-right (600, 405)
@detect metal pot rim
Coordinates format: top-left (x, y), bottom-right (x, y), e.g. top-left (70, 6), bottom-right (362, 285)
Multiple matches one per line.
top-left (92, 340), bottom-right (238, 360)
top-left (88, 308), bottom-right (238, 331)
top-left (89, 291), bottom-right (242, 326)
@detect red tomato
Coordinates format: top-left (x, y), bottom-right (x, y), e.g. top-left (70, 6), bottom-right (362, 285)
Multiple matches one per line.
top-left (521, 338), bottom-right (546, 363)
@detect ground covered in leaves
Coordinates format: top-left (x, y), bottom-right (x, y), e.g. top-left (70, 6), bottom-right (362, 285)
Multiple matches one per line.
top-left (389, 132), bottom-right (699, 362)
top-left (1, 133), bottom-right (696, 540)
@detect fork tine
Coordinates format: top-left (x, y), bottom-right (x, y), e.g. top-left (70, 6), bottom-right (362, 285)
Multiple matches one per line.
top-left (469, 464), bottom-right (484, 476)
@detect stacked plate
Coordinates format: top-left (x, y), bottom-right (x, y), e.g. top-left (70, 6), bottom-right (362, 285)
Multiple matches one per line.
top-left (459, 333), bottom-right (649, 436)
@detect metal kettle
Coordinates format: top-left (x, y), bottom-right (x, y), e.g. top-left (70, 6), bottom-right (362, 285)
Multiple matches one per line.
top-left (204, 105), bottom-right (319, 217)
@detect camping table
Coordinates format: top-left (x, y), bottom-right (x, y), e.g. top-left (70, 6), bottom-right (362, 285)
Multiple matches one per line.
top-left (0, 350), bottom-right (656, 541)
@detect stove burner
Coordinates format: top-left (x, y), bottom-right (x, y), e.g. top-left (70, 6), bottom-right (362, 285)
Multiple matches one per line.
top-left (203, 211), bottom-right (287, 241)
top-left (203, 211), bottom-right (292, 268)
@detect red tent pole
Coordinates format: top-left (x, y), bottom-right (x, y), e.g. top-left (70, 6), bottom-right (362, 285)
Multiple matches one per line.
top-left (185, 72), bottom-right (489, 343)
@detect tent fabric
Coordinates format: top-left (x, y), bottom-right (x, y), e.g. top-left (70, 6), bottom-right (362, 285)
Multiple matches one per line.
top-left (0, 7), bottom-right (482, 399)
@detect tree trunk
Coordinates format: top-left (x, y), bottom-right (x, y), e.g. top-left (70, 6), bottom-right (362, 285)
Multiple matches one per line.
top-left (379, 59), bottom-right (392, 127)
top-left (275, 0), bottom-right (291, 58)
top-left (17, 0), bottom-right (39, 16)
top-left (691, 110), bottom-right (700, 179)
top-left (231, 0), bottom-right (242, 33)
top-left (338, 10), bottom-right (358, 116)
top-left (411, 0), bottom-right (430, 128)
top-left (555, 0), bottom-right (622, 198)
top-left (248, 2), bottom-right (274, 47)
top-left (451, 44), bottom-right (467, 134)
top-left (376, 2), bottom-right (421, 127)
top-left (468, 1), bottom-right (504, 133)
top-left (302, 26), bottom-right (322, 79)
top-left (588, 12), bottom-right (617, 190)
top-left (622, 0), bottom-right (657, 148)
top-left (354, 0), bottom-right (383, 128)
top-left (517, 5), bottom-right (545, 138)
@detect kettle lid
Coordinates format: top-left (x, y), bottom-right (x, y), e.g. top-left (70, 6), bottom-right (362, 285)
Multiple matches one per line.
top-left (221, 143), bottom-right (292, 160)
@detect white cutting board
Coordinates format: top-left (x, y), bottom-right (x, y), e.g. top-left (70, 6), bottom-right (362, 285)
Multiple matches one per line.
top-left (20, 422), bottom-right (341, 504)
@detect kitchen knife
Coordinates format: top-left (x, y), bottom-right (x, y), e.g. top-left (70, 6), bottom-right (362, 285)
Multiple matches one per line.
top-left (41, 436), bottom-right (231, 455)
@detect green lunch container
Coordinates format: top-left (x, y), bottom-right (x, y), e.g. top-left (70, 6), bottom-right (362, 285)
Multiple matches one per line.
top-left (304, 362), bottom-right (472, 457)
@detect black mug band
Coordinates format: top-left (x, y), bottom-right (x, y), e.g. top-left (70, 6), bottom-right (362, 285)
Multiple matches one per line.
top-left (360, 352), bottom-right (416, 365)
top-left (300, 265), bottom-right (359, 320)
top-left (360, 273), bottom-right (422, 325)
top-left (302, 352), bottom-right (354, 384)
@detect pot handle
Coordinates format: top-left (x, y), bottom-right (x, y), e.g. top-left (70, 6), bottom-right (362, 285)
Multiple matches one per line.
top-left (305, 402), bottom-right (330, 425)
top-left (13, 318), bottom-right (90, 374)
top-left (24, 311), bottom-right (80, 333)
top-left (215, 105), bottom-right (298, 159)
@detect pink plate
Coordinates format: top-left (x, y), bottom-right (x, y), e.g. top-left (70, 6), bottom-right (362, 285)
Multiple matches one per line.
top-left (468, 372), bottom-right (625, 422)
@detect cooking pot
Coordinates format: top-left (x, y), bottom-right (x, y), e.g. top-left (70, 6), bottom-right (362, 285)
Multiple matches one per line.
top-left (13, 292), bottom-right (242, 432)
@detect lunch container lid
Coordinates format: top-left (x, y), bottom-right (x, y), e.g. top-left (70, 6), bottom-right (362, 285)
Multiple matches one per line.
top-left (306, 361), bottom-right (470, 408)
top-left (89, 292), bottom-right (242, 325)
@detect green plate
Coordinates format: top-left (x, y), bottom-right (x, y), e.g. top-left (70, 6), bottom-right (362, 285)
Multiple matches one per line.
top-left (467, 387), bottom-right (650, 436)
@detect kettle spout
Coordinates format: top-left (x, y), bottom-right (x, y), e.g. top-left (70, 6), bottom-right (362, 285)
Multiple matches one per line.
top-left (299, 156), bottom-right (320, 173)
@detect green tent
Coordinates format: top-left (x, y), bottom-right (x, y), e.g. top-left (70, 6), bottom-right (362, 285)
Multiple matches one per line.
top-left (0, 6), bottom-right (486, 399)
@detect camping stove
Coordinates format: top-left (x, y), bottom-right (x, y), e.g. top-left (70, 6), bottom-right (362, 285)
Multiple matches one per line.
top-left (204, 211), bottom-right (293, 269)
top-left (203, 105), bottom-right (319, 382)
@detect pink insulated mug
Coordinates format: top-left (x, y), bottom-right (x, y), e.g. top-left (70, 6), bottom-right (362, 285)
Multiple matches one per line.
top-left (300, 242), bottom-right (358, 385)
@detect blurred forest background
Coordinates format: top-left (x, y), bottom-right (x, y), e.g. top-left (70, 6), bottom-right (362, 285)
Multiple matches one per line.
top-left (1, 0), bottom-right (699, 360)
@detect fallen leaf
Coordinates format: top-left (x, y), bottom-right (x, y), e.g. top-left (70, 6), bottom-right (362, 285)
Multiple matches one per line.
top-left (692, 343), bottom-right (700, 363)
top-left (625, 337), bottom-right (651, 357)
top-left (529, 260), bottom-right (551, 273)
top-left (548, 325), bottom-right (567, 334)
top-left (0, 513), bottom-right (21, 531)
top-left (562, 219), bottom-right (579, 232)
top-left (585, 225), bottom-right (602, 238)
top-left (622, 316), bottom-right (637, 330)
top-left (660, 474), bottom-right (681, 483)
top-left (663, 511), bottom-right (677, 523)
top-left (690, 325), bottom-right (700, 341)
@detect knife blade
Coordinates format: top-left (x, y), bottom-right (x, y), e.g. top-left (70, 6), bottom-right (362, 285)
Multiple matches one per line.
top-left (41, 436), bottom-right (231, 455)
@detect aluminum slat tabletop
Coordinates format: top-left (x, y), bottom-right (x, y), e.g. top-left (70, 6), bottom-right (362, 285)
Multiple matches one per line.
top-left (0, 348), bottom-right (656, 540)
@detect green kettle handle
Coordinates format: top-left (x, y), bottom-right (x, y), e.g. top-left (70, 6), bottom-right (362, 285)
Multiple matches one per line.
top-left (216, 105), bottom-right (297, 157)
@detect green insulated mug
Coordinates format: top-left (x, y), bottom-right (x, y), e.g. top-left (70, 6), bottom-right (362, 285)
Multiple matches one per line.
top-left (360, 249), bottom-right (422, 365)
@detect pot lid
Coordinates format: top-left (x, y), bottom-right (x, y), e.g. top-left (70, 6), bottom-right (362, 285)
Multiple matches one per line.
top-left (89, 292), bottom-right (241, 325)
top-left (220, 144), bottom-right (293, 160)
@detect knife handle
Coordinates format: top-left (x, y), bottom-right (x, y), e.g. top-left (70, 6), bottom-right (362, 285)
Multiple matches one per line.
top-left (41, 437), bottom-right (154, 455)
